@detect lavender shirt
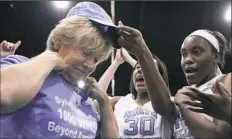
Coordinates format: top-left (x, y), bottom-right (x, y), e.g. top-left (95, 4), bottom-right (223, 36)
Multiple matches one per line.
top-left (0, 55), bottom-right (100, 138)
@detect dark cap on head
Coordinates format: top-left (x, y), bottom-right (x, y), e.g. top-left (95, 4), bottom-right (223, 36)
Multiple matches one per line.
top-left (67, 1), bottom-right (120, 48)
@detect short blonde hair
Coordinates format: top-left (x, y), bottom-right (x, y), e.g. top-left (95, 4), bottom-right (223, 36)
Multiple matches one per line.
top-left (46, 16), bottom-right (113, 63)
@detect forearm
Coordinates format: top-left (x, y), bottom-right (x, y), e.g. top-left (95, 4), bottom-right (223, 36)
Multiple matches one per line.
top-left (0, 51), bottom-right (58, 113)
top-left (126, 56), bottom-right (137, 68)
top-left (98, 61), bottom-right (120, 92)
top-left (178, 104), bottom-right (226, 138)
top-left (98, 96), bottom-right (119, 138)
top-left (135, 46), bottom-right (175, 116)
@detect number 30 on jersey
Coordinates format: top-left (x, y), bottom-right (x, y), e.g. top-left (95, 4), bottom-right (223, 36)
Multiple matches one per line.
top-left (124, 116), bottom-right (155, 135)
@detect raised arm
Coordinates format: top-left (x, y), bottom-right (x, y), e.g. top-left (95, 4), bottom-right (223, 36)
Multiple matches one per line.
top-left (121, 48), bottom-right (137, 68)
top-left (117, 22), bottom-right (177, 118)
top-left (98, 49), bottom-right (125, 92)
top-left (0, 50), bottom-right (65, 114)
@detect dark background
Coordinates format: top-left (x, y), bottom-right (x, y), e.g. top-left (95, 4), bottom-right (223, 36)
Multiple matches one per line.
top-left (1, 1), bottom-right (231, 96)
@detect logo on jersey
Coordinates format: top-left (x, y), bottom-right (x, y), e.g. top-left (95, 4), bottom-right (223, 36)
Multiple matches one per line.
top-left (122, 107), bottom-right (158, 136)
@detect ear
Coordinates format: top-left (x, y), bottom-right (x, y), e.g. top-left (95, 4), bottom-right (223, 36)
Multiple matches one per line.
top-left (213, 52), bottom-right (220, 64)
top-left (53, 41), bottom-right (61, 50)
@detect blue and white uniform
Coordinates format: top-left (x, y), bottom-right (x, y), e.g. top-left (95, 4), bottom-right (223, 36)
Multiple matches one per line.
top-left (114, 94), bottom-right (171, 138)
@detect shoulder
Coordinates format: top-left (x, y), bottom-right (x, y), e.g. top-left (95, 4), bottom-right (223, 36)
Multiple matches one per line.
top-left (1, 55), bottom-right (29, 67)
top-left (108, 96), bottom-right (122, 111)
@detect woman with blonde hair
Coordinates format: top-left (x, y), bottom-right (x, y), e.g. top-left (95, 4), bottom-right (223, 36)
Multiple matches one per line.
top-left (0, 2), bottom-right (118, 138)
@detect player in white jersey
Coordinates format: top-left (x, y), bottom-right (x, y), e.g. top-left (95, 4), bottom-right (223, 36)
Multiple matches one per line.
top-left (177, 39), bottom-right (231, 124)
top-left (174, 29), bottom-right (231, 138)
top-left (113, 54), bottom-right (171, 138)
top-left (95, 22), bottom-right (172, 138)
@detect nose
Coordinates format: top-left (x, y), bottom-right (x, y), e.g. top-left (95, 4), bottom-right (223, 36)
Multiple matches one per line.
top-left (83, 57), bottom-right (96, 70)
top-left (184, 55), bottom-right (194, 65)
top-left (137, 67), bottom-right (142, 74)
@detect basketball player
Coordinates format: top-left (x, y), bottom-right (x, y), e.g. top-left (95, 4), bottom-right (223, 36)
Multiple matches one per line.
top-left (0, 40), bottom-right (21, 59)
top-left (174, 29), bottom-right (231, 138)
top-left (96, 22), bottom-right (172, 138)
top-left (176, 39), bottom-right (231, 123)
top-left (0, 2), bottom-right (119, 138)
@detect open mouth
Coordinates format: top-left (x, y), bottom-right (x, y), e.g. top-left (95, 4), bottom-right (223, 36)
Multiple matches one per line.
top-left (185, 68), bottom-right (198, 76)
top-left (74, 68), bottom-right (85, 74)
top-left (136, 76), bottom-right (145, 84)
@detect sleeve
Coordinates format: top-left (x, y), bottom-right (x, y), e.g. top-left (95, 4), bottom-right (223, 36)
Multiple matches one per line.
top-left (0, 55), bottom-right (29, 67)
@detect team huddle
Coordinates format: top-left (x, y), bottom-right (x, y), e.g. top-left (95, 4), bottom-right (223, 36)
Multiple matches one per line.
top-left (0, 1), bottom-right (231, 139)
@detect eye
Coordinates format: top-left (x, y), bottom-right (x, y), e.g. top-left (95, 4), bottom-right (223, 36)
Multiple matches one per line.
top-left (94, 58), bottom-right (98, 63)
top-left (136, 65), bottom-right (141, 70)
top-left (193, 48), bottom-right (201, 55)
top-left (181, 52), bottom-right (187, 57)
top-left (82, 50), bottom-right (90, 56)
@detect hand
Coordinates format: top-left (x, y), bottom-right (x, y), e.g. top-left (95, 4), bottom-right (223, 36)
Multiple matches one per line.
top-left (43, 49), bottom-right (68, 71)
top-left (84, 77), bottom-right (108, 102)
top-left (174, 87), bottom-right (195, 106)
top-left (0, 40), bottom-right (21, 58)
top-left (114, 49), bottom-right (125, 65)
top-left (53, 45), bottom-right (81, 70)
top-left (178, 86), bottom-right (230, 121)
top-left (211, 81), bottom-right (231, 117)
top-left (185, 81), bottom-right (231, 118)
top-left (117, 21), bottom-right (147, 55)
top-left (120, 47), bottom-right (133, 63)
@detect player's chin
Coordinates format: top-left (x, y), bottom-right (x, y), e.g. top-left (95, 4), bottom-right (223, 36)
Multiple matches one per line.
top-left (135, 87), bottom-right (147, 93)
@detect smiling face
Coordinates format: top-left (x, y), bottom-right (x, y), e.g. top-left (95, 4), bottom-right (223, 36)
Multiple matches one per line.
top-left (180, 36), bottom-right (218, 85)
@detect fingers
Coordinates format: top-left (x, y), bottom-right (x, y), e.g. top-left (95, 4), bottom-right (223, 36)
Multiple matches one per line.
top-left (179, 87), bottom-right (198, 99)
top-left (117, 36), bottom-right (130, 47)
top-left (14, 40), bottom-right (21, 50)
top-left (0, 40), bottom-right (7, 47)
top-left (6, 42), bottom-right (13, 50)
top-left (215, 81), bottom-right (230, 97)
top-left (204, 93), bottom-right (221, 103)
top-left (182, 100), bottom-right (205, 112)
top-left (85, 77), bottom-right (97, 85)
top-left (182, 100), bottom-right (204, 107)
top-left (84, 77), bottom-right (93, 94)
top-left (187, 87), bottom-right (204, 95)
top-left (117, 23), bottom-right (139, 36)
top-left (187, 87), bottom-right (212, 101)
top-left (117, 25), bottom-right (138, 35)
top-left (185, 105), bottom-right (204, 113)
top-left (85, 77), bottom-right (97, 91)
top-left (180, 87), bottom-right (213, 105)
top-left (116, 49), bottom-right (121, 56)
top-left (118, 30), bottom-right (133, 39)
top-left (118, 21), bottom-right (123, 26)
top-left (1, 40), bottom-right (21, 51)
top-left (120, 48), bottom-right (125, 60)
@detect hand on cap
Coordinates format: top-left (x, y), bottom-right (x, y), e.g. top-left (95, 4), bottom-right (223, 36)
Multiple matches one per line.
top-left (0, 40), bottom-right (21, 58)
top-left (117, 21), bottom-right (147, 56)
